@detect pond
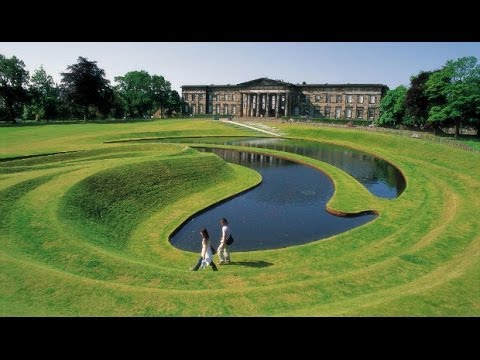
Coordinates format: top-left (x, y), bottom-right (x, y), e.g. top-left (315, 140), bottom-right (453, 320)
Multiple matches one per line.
top-left (170, 148), bottom-right (377, 252)
top-left (155, 137), bottom-right (406, 199)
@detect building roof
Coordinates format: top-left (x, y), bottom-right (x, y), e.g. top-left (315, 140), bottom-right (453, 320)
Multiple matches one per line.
top-left (182, 77), bottom-right (388, 90)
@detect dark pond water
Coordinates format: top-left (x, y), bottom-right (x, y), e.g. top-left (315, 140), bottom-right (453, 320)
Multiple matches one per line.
top-left (170, 148), bottom-right (377, 252)
top-left (155, 137), bottom-right (405, 199)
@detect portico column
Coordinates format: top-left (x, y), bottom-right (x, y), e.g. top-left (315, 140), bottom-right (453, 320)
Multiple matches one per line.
top-left (255, 93), bottom-right (259, 117)
top-left (250, 93), bottom-right (255, 116)
top-left (285, 93), bottom-right (289, 117)
top-left (266, 94), bottom-right (269, 117)
top-left (275, 93), bottom-right (279, 117)
top-left (250, 94), bottom-right (254, 117)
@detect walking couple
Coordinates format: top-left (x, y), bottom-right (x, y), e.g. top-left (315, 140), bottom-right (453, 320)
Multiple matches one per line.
top-left (190, 218), bottom-right (231, 271)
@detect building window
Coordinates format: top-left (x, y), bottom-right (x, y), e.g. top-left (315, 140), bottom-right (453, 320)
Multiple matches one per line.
top-left (192, 104), bottom-right (196, 114)
top-left (314, 107), bottom-right (321, 118)
top-left (208, 104), bottom-right (212, 114)
top-left (199, 94), bottom-right (203, 101)
top-left (231, 105), bottom-right (236, 115)
top-left (368, 108), bottom-right (375, 119)
top-left (224, 104), bottom-right (228, 114)
top-left (208, 94), bottom-right (213, 101)
top-left (185, 104), bottom-right (189, 113)
top-left (215, 94), bottom-right (219, 101)
top-left (345, 108), bottom-right (352, 119)
top-left (335, 106), bottom-right (342, 118)
top-left (294, 106), bottom-right (300, 116)
top-left (336, 95), bottom-right (342, 103)
top-left (223, 94), bottom-right (227, 101)
top-left (356, 108), bottom-right (364, 119)
top-left (232, 94), bottom-right (236, 101)
top-left (215, 104), bottom-right (219, 114)
top-left (324, 107), bottom-right (331, 118)
top-left (357, 95), bottom-right (364, 103)
top-left (315, 95), bottom-right (320, 102)
top-left (346, 95), bottom-right (353, 104)
top-left (191, 94), bottom-right (196, 101)
top-left (324, 94), bottom-right (329, 103)
top-left (369, 95), bottom-right (376, 104)
top-left (199, 104), bottom-right (204, 114)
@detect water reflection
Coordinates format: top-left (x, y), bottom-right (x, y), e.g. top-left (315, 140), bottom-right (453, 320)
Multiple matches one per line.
top-left (170, 148), bottom-right (376, 252)
top-left (155, 137), bottom-right (405, 199)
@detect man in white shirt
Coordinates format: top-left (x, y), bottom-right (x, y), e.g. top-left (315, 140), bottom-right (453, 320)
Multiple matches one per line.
top-left (217, 218), bottom-right (231, 264)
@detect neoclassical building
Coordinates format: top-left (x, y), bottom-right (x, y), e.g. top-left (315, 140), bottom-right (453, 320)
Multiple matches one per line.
top-left (181, 78), bottom-right (388, 120)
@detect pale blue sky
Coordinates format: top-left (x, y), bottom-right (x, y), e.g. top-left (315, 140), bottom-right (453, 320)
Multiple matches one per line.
top-left (1, 42), bottom-right (479, 92)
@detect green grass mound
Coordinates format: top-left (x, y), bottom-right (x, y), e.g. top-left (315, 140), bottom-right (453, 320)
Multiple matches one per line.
top-left (0, 119), bottom-right (478, 316)
top-left (60, 152), bottom-right (238, 252)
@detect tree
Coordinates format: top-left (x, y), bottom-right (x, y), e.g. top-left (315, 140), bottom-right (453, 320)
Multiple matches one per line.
top-left (426, 56), bottom-right (480, 138)
top-left (377, 85), bottom-right (407, 127)
top-left (60, 57), bottom-right (114, 120)
top-left (26, 66), bottom-right (60, 121)
top-left (150, 75), bottom-right (171, 118)
top-left (164, 90), bottom-right (182, 116)
top-left (114, 71), bottom-right (174, 118)
top-left (405, 71), bottom-right (435, 127)
top-left (0, 54), bottom-right (29, 122)
top-left (114, 70), bottom-right (153, 118)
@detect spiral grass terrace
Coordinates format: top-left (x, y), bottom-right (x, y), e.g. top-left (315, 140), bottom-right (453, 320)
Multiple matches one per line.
top-left (0, 119), bottom-right (478, 316)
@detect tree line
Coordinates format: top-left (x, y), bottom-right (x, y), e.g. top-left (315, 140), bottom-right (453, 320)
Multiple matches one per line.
top-left (0, 55), bottom-right (183, 122)
top-left (378, 56), bottom-right (480, 137)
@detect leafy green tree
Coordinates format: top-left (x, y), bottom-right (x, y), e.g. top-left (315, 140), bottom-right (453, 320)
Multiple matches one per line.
top-left (377, 85), bottom-right (407, 126)
top-left (26, 66), bottom-right (60, 121)
top-left (60, 57), bottom-right (114, 120)
top-left (426, 56), bottom-right (480, 137)
top-left (150, 75), bottom-right (171, 118)
top-left (114, 70), bottom-right (153, 117)
top-left (405, 71), bottom-right (435, 127)
top-left (0, 54), bottom-right (29, 122)
top-left (109, 88), bottom-right (126, 119)
top-left (115, 71), bottom-right (175, 118)
top-left (164, 90), bottom-right (182, 116)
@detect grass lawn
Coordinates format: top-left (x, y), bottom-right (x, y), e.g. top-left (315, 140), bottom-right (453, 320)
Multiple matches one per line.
top-left (459, 137), bottom-right (480, 151)
top-left (0, 119), bottom-right (478, 316)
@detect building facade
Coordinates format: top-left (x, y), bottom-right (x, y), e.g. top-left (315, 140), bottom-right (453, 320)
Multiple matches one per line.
top-left (181, 78), bottom-right (388, 120)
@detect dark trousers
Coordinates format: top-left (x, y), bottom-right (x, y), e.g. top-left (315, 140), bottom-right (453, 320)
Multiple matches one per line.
top-left (191, 256), bottom-right (218, 271)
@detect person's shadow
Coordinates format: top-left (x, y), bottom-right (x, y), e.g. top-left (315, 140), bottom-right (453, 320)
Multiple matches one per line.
top-left (227, 261), bottom-right (273, 268)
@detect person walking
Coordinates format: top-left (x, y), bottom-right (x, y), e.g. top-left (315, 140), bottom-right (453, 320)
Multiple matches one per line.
top-left (217, 218), bottom-right (231, 265)
top-left (190, 228), bottom-right (218, 271)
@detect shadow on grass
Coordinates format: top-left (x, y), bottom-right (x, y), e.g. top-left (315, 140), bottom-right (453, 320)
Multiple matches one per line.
top-left (226, 261), bottom-right (273, 268)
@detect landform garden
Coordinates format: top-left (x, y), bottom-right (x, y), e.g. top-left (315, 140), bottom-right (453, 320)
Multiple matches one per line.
top-left (0, 119), bottom-right (478, 316)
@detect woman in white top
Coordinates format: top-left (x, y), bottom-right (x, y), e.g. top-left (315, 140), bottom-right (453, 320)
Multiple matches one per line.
top-left (190, 228), bottom-right (218, 271)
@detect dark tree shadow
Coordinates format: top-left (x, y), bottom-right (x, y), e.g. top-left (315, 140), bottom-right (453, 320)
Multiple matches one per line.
top-left (227, 261), bottom-right (273, 268)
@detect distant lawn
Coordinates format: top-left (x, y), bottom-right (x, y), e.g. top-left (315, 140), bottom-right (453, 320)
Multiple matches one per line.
top-left (0, 119), bottom-right (478, 316)
top-left (459, 137), bottom-right (480, 151)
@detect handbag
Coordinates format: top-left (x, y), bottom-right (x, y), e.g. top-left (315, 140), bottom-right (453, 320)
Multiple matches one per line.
top-left (226, 234), bottom-right (234, 246)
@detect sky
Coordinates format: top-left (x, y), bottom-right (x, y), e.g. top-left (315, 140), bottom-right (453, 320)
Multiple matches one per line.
top-left (1, 42), bottom-right (479, 93)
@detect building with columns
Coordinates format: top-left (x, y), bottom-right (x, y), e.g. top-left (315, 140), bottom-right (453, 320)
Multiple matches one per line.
top-left (181, 78), bottom-right (388, 120)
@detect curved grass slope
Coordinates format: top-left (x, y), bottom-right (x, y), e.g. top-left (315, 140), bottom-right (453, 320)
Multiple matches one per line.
top-left (0, 119), bottom-right (478, 316)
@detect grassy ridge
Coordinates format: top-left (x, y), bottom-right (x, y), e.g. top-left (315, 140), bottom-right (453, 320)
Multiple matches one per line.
top-left (0, 119), bottom-right (478, 315)
top-left (61, 151), bottom-right (233, 251)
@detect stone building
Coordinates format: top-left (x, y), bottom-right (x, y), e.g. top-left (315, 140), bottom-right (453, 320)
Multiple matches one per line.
top-left (181, 78), bottom-right (388, 120)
